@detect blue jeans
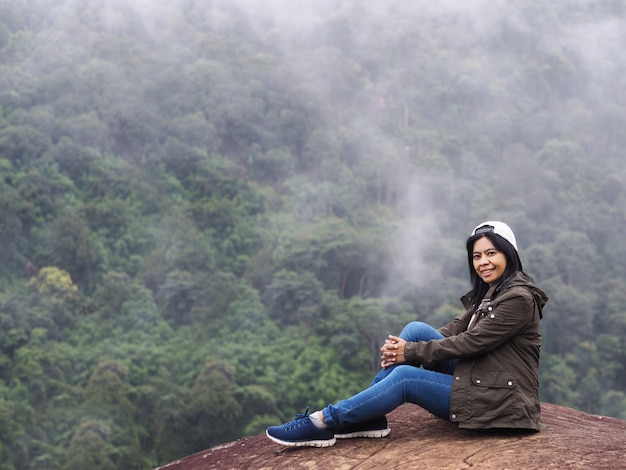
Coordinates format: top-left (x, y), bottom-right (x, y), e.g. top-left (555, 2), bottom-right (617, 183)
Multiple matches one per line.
top-left (322, 322), bottom-right (457, 430)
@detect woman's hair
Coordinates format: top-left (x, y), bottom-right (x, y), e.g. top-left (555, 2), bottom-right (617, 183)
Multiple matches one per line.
top-left (465, 231), bottom-right (523, 307)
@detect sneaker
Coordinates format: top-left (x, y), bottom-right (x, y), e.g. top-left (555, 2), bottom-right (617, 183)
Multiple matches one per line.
top-left (334, 416), bottom-right (391, 439)
top-left (266, 408), bottom-right (336, 447)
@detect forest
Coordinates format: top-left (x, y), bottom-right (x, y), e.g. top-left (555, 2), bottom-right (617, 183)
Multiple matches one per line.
top-left (0, 0), bottom-right (626, 468)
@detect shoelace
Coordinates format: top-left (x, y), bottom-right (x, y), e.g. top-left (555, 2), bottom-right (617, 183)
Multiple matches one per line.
top-left (282, 406), bottom-right (312, 430)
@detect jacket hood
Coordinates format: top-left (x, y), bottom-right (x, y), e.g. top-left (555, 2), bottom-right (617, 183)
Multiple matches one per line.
top-left (500, 271), bottom-right (548, 316)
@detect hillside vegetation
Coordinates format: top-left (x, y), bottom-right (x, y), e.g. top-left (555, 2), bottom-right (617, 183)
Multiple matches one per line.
top-left (0, 0), bottom-right (625, 468)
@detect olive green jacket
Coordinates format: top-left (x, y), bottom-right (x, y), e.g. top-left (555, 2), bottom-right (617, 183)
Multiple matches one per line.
top-left (404, 272), bottom-right (548, 431)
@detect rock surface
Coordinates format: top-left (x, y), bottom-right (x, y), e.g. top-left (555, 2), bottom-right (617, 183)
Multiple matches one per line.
top-left (155, 403), bottom-right (626, 470)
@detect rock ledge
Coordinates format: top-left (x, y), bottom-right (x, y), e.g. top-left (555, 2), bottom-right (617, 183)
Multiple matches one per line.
top-left (156, 402), bottom-right (626, 469)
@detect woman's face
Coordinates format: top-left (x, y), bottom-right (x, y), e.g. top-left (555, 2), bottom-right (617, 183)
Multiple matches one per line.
top-left (472, 236), bottom-right (507, 286)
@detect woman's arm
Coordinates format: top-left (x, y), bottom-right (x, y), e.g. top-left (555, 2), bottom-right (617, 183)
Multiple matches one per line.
top-left (401, 290), bottom-right (535, 367)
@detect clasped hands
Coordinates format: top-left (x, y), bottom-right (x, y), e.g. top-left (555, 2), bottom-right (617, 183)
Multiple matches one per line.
top-left (380, 335), bottom-right (407, 369)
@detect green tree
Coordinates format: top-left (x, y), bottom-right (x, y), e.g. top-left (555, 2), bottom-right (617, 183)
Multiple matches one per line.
top-left (539, 354), bottom-right (580, 408)
top-left (185, 361), bottom-right (242, 451)
top-left (600, 391), bottom-right (626, 420)
top-left (0, 125), bottom-right (52, 167)
top-left (0, 174), bottom-right (24, 274)
top-left (33, 212), bottom-right (105, 292)
top-left (62, 421), bottom-right (116, 470)
top-left (264, 270), bottom-right (323, 327)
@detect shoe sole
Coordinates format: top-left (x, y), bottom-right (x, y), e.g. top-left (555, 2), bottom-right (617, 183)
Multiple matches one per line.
top-left (266, 430), bottom-right (337, 447)
top-left (335, 427), bottom-right (391, 439)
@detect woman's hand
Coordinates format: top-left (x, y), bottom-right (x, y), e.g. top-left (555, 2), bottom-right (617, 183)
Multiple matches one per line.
top-left (380, 335), bottom-right (407, 368)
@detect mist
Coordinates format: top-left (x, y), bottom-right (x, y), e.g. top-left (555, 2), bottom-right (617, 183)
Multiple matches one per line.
top-left (7, 0), bottom-right (626, 348)
top-left (6, 0), bottom-right (626, 348)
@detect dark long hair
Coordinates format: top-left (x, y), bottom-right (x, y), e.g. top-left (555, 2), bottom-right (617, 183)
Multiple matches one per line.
top-left (465, 232), bottom-right (523, 307)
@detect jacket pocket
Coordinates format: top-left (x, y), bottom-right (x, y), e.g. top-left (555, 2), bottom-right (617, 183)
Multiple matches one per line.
top-left (469, 371), bottom-right (521, 421)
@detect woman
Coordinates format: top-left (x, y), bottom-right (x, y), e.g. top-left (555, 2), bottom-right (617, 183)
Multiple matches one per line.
top-left (266, 221), bottom-right (548, 447)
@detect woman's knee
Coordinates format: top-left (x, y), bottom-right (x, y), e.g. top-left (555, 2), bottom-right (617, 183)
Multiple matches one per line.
top-left (399, 321), bottom-right (442, 342)
top-left (399, 321), bottom-right (426, 337)
top-left (386, 364), bottom-right (421, 380)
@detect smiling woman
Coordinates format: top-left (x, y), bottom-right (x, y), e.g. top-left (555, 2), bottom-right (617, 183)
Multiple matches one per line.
top-left (266, 221), bottom-right (549, 448)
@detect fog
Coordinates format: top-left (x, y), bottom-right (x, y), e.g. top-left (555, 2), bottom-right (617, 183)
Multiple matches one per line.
top-left (9, 0), bottom-right (624, 295)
